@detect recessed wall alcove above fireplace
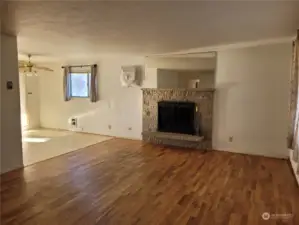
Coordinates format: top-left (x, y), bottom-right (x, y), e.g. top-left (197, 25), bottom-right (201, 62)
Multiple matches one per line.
top-left (142, 88), bottom-right (214, 149)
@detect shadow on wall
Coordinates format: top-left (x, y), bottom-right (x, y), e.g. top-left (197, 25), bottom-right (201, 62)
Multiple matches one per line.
top-left (213, 82), bottom-right (238, 147)
top-left (135, 65), bottom-right (145, 86)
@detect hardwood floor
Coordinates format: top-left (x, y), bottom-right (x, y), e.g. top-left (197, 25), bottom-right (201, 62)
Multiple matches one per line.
top-left (1, 138), bottom-right (298, 225)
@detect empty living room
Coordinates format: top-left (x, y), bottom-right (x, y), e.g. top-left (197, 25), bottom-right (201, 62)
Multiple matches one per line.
top-left (1, 1), bottom-right (299, 225)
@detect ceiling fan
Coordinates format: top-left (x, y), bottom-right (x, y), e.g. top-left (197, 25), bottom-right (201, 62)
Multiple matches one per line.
top-left (19, 54), bottom-right (54, 75)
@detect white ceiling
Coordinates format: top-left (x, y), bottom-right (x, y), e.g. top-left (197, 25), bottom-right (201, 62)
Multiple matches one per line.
top-left (2, 0), bottom-right (299, 60)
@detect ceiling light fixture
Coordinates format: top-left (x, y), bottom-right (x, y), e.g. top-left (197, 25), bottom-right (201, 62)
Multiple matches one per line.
top-left (18, 54), bottom-right (54, 76)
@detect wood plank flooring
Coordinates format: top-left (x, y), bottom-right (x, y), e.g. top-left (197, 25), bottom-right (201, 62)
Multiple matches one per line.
top-left (1, 138), bottom-right (298, 225)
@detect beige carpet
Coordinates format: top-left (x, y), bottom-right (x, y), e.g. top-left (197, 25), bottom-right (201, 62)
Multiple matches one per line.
top-left (22, 129), bottom-right (112, 166)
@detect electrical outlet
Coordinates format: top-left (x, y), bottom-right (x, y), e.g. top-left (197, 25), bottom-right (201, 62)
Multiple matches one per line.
top-left (128, 127), bottom-right (132, 131)
top-left (108, 125), bottom-right (112, 130)
top-left (229, 136), bottom-right (233, 142)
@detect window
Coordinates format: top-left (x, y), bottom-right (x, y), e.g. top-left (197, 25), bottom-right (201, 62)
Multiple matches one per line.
top-left (70, 73), bottom-right (90, 98)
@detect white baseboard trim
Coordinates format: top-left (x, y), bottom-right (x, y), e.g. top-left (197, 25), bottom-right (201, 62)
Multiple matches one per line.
top-left (40, 126), bottom-right (142, 140)
top-left (214, 147), bottom-right (288, 159)
top-left (289, 149), bottom-right (299, 186)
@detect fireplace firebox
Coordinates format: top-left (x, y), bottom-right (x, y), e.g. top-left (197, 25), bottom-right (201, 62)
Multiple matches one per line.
top-left (158, 101), bottom-right (196, 135)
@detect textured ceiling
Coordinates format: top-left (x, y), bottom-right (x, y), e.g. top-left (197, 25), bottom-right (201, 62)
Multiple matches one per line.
top-left (2, 0), bottom-right (299, 59)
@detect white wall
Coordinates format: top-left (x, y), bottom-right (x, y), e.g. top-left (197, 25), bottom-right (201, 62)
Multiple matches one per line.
top-left (19, 73), bottom-right (28, 130)
top-left (25, 76), bottom-right (40, 129)
top-left (145, 57), bottom-right (216, 70)
top-left (148, 57), bottom-right (216, 88)
top-left (177, 70), bottom-right (215, 88)
top-left (213, 43), bottom-right (292, 158)
top-left (19, 74), bottom-right (40, 130)
top-left (157, 69), bottom-right (178, 88)
top-left (143, 67), bottom-right (157, 88)
top-left (157, 69), bottom-right (215, 89)
top-left (39, 57), bottom-right (146, 140)
top-left (1, 34), bottom-right (23, 174)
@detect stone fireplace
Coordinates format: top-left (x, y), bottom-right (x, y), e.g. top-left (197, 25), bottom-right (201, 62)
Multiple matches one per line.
top-left (142, 88), bottom-right (214, 149)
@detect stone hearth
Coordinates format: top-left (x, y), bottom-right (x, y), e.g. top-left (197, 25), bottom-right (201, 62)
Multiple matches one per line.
top-left (142, 88), bottom-right (214, 149)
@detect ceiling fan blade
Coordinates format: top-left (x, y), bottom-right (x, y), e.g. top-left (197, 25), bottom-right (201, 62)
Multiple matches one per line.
top-left (18, 65), bottom-right (26, 69)
top-left (18, 68), bottom-right (29, 74)
top-left (18, 62), bottom-right (26, 66)
top-left (34, 66), bottom-right (54, 72)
